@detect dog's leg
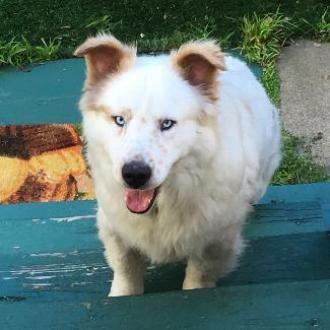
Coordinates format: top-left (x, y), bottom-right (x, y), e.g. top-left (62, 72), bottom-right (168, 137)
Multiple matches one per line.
top-left (183, 232), bottom-right (243, 290)
top-left (98, 210), bottom-right (146, 297)
top-left (103, 233), bottom-right (146, 297)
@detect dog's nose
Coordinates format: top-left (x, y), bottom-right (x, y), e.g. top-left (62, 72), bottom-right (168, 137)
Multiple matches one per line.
top-left (122, 161), bottom-right (152, 189)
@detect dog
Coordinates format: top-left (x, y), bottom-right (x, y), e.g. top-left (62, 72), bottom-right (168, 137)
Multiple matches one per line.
top-left (74, 34), bottom-right (281, 296)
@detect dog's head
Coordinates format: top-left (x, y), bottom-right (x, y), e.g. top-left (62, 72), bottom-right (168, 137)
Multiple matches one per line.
top-left (75, 34), bottom-right (225, 214)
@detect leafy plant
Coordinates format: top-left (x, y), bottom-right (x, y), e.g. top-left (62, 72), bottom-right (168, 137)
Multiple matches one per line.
top-left (240, 10), bottom-right (294, 67)
top-left (301, 9), bottom-right (330, 42)
top-left (260, 64), bottom-right (280, 106)
top-left (0, 38), bottom-right (28, 67)
top-left (84, 15), bottom-right (122, 34)
top-left (32, 37), bottom-right (62, 62)
top-left (0, 37), bottom-right (61, 68)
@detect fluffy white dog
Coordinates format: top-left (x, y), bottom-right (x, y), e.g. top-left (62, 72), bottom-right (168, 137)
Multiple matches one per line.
top-left (75, 34), bottom-right (281, 296)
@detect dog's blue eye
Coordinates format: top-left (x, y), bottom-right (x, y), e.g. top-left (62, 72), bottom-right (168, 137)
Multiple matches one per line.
top-left (113, 116), bottom-right (125, 127)
top-left (160, 119), bottom-right (176, 131)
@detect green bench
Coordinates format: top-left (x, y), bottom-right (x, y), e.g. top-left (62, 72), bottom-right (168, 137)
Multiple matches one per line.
top-left (1, 60), bottom-right (329, 329)
top-left (1, 183), bottom-right (330, 329)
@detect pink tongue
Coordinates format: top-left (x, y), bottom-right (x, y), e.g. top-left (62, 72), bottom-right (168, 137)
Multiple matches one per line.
top-left (125, 188), bottom-right (156, 213)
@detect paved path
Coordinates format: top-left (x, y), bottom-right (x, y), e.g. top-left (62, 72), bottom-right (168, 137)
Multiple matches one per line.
top-left (278, 40), bottom-right (330, 170)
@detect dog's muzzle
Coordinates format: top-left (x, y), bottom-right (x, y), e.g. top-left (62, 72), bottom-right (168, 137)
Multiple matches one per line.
top-left (122, 161), bottom-right (157, 214)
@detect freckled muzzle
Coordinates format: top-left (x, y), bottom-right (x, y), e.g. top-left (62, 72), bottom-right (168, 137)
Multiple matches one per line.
top-left (122, 161), bottom-right (157, 214)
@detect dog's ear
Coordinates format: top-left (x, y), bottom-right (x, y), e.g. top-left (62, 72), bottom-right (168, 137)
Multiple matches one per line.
top-left (74, 34), bottom-right (136, 87)
top-left (171, 40), bottom-right (225, 100)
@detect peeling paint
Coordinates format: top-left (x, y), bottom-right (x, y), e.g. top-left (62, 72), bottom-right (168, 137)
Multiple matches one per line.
top-left (26, 275), bottom-right (56, 280)
top-left (49, 215), bottom-right (96, 222)
top-left (30, 252), bottom-right (66, 258)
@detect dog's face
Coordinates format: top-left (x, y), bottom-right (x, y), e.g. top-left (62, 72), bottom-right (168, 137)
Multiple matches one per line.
top-left (76, 35), bottom-right (225, 214)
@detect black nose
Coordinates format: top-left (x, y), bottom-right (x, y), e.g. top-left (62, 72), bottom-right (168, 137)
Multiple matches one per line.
top-left (122, 161), bottom-right (152, 189)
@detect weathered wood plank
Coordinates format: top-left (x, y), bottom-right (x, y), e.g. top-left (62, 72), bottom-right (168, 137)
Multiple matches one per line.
top-left (1, 200), bottom-right (328, 254)
top-left (0, 199), bottom-right (96, 220)
top-left (260, 183), bottom-right (330, 204)
top-left (247, 201), bottom-right (327, 237)
top-left (0, 59), bottom-right (84, 125)
top-left (1, 201), bottom-right (329, 298)
top-left (2, 229), bottom-right (329, 299)
top-left (1, 280), bottom-right (330, 329)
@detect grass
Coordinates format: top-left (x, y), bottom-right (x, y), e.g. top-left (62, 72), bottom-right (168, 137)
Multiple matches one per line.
top-left (0, 1), bottom-right (328, 184)
top-left (273, 131), bottom-right (329, 184)
top-left (0, 37), bottom-right (61, 68)
top-left (314, 9), bottom-right (330, 41)
top-left (238, 10), bottom-right (292, 105)
top-left (0, 0), bottom-right (329, 64)
top-left (301, 8), bottom-right (330, 42)
top-left (239, 10), bottom-right (293, 67)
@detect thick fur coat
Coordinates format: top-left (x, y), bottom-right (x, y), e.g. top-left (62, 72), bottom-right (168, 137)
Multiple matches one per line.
top-left (75, 35), bottom-right (281, 296)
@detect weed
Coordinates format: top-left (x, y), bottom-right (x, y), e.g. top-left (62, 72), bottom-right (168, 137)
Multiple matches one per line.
top-left (301, 9), bottom-right (330, 42)
top-left (0, 37), bottom-right (61, 68)
top-left (0, 38), bottom-right (28, 67)
top-left (84, 15), bottom-right (122, 34)
top-left (240, 10), bottom-right (294, 67)
top-left (261, 64), bottom-right (281, 106)
top-left (32, 38), bottom-right (62, 62)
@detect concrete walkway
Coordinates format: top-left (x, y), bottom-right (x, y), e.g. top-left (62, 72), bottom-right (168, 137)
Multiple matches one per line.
top-left (278, 40), bottom-right (330, 170)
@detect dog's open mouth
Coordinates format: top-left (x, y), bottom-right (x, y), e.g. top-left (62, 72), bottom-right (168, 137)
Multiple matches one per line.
top-left (124, 188), bottom-right (158, 214)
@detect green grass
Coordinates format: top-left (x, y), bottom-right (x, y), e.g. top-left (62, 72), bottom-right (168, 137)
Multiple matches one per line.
top-left (0, 37), bottom-right (61, 68)
top-left (239, 10), bottom-right (293, 67)
top-left (300, 8), bottom-right (330, 42)
top-left (0, 0), bottom-right (328, 59)
top-left (0, 1), bottom-right (328, 67)
top-left (260, 65), bottom-right (281, 106)
top-left (238, 10), bottom-right (291, 105)
top-left (273, 131), bottom-right (329, 185)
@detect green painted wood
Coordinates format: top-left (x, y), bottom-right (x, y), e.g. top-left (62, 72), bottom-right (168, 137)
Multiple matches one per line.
top-left (2, 280), bottom-right (330, 330)
top-left (247, 201), bottom-right (327, 237)
top-left (1, 183), bottom-right (330, 329)
top-left (0, 199), bottom-right (96, 220)
top-left (260, 182), bottom-right (330, 204)
top-left (0, 59), bottom-right (84, 125)
top-left (0, 55), bottom-right (261, 125)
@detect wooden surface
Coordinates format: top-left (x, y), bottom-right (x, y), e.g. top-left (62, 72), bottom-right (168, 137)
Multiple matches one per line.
top-left (0, 55), bottom-right (261, 125)
top-left (0, 59), bottom-right (84, 125)
top-left (1, 183), bottom-right (330, 329)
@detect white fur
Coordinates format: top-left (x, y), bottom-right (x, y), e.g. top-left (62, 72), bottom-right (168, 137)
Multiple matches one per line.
top-left (81, 53), bottom-right (281, 296)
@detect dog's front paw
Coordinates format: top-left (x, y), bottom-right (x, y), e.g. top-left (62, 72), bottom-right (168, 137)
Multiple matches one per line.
top-left (182, 278), bottom-right (216, 290)
top-left (108, 276), bottom-right (144, 297)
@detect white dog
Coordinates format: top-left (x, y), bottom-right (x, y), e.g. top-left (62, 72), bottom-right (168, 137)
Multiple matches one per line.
top-left (75, 34), bottom-right (281, 297)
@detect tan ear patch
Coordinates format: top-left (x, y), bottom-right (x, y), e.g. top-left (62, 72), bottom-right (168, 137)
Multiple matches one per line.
top-left (171, 40), bottom-right (226, 101)
top-left (74, 34), bottom-right (136, 88)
